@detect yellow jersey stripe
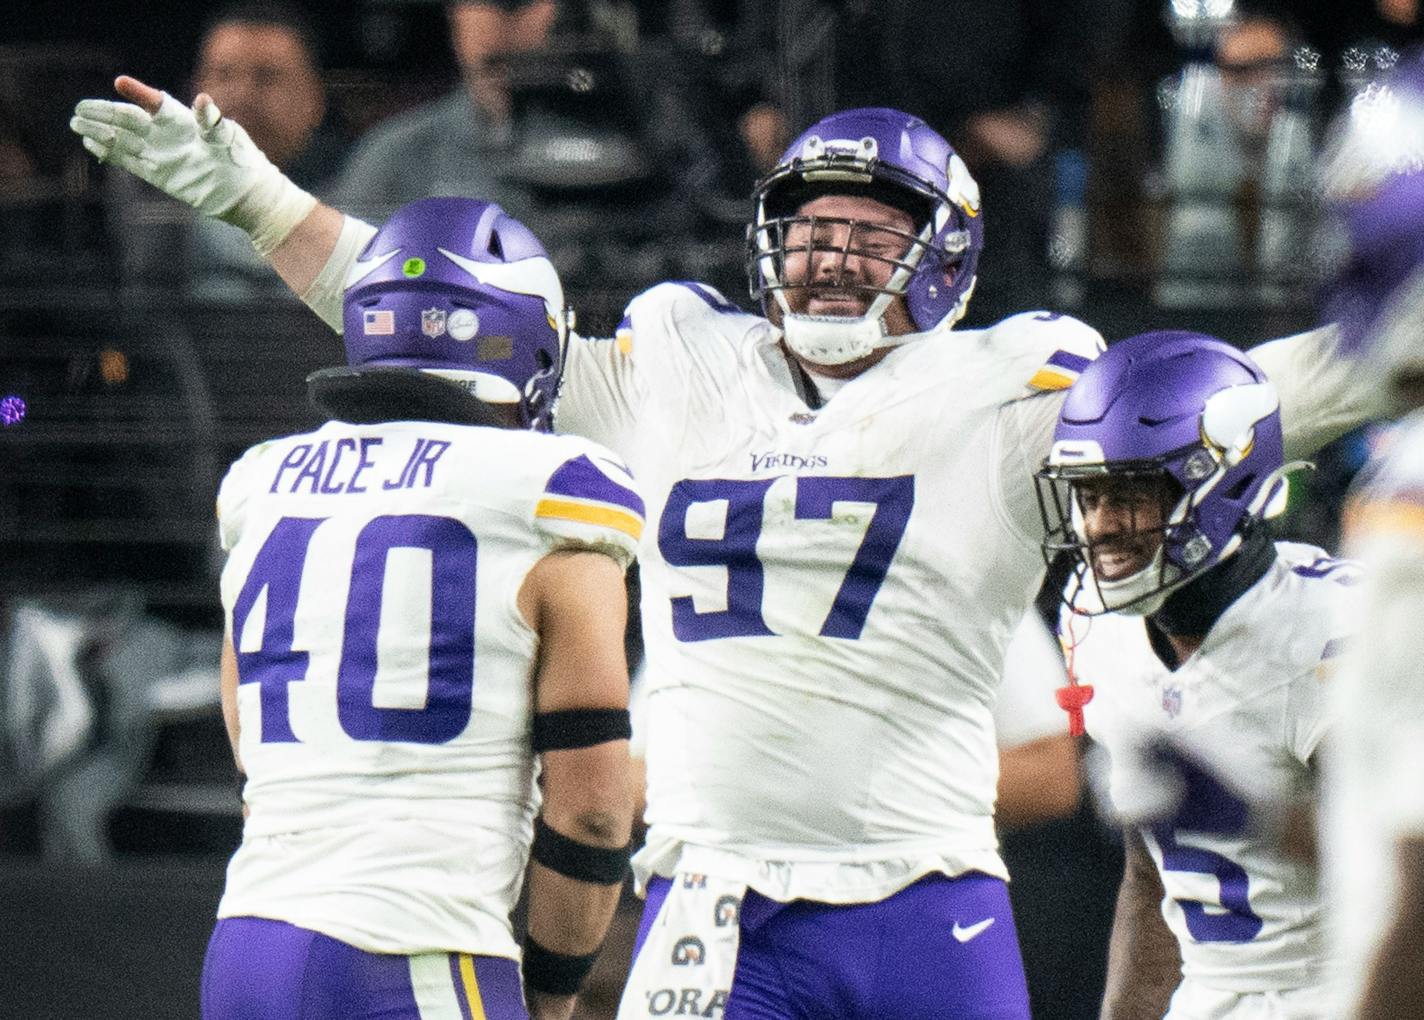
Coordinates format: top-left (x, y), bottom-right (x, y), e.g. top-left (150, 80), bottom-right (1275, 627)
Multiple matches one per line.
top-left (535, 498), bottom-right (645, 540)
top-left (1345, 500), bottom-right (1424, 540)
top-left (458, 954), bottom-right (487, 1020)
top-left (1028, 367), bottom-right (1077, 391)
top-left (616, 329), bottom-right (633, 355)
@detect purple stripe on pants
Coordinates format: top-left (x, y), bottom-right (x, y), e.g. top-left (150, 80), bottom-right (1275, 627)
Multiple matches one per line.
top-left (630, 875), bottom-right (674, 967)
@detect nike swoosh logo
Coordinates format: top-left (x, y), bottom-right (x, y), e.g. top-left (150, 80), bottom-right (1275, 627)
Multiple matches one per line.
top-left (952, 917), bottom-right (995, 943)
top-left (345, 247), bottom-right (402, 287)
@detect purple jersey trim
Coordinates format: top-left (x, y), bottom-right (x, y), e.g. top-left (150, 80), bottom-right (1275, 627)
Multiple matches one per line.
top-left (670, 281), bottom-right (742, 314)
top-left (1046, 349), bottom-right (1091, 374)
top-left (544, 455), bottom-right (644, 518)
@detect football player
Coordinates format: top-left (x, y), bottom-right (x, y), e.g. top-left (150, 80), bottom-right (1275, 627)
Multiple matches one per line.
top-left (205, 197), bottom-right (641, 1020)
top-left (1316, 50), bottom-right (1424, 1019)
top-left (614, 612), bottom-right (1083, 1020)
top-left (73, 82), bottom-right (1379, 1019)
top-left (1037, 332), bottom-right (1354, 1019)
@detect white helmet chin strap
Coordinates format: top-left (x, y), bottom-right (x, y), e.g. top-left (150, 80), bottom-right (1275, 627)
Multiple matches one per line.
top-left (1089, 550), bottom-right (1180, 617)
top-left (779, 288), bottom-right (935, 366)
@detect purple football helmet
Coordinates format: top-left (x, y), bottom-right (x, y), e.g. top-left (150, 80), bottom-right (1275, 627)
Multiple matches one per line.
top-left (1036, 331), bottom-right (1286, 615)
top-left (747, 107), bottom-right (984, 366)
top-left (1319, 49), bottom-right (1424, 386)
top-left (309, 197), bottom-right (570, 430)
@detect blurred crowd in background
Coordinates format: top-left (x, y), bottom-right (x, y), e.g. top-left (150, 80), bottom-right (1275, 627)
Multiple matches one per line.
top-left (0, 1), bottom-right (1420, 1017)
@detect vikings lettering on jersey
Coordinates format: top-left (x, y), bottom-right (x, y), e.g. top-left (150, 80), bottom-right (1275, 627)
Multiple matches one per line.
top-left (214, 420), bottom-right (642, 958)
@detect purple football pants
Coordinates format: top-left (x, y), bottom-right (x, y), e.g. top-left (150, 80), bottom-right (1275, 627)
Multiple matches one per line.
top-left (636, 871), bottom-right (1031, 1020)
top-left (202, 916), bottom-right (527, 1020)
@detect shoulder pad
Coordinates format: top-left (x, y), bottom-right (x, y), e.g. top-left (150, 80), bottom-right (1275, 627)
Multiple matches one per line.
top-left (616, 281), bottom-right (749, 355)
top-left (985, 311), bottom-right (1106, 393)
top-left (533, 448), bottom-right (645, 568)
top-left (216, 439), bottom-right (276, 552)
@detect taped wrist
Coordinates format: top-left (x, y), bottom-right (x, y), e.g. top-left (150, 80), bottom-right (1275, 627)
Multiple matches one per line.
top-left (522, 934), bottom-right (599, 996)
top-left (532, 708), bottom-right (631, 752)
top-left (531, 817), bottom-right (630, 885)
top-left (232, 170), bottom-right (318, 256)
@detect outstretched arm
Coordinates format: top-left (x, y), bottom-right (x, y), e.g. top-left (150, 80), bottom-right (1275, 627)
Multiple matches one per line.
top-left (1247, 323), bottom-right (1389, 462)
top-left (996, 733), bottom-right (1082, 831)
top-left (71, 76), bottom-right (365, 327)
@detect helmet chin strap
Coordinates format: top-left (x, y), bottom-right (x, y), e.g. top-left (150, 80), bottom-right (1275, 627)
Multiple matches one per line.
top-left (1073, 546), bottom-right (1182, 618)
top-left (777, 291), bottom-right (922, 367)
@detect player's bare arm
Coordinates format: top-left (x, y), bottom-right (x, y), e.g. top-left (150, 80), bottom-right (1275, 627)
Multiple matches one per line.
top-left (1355, 832), bottom-right (1424, 1015)
top-left (1278, 754), bottom-right (1320, 867)
top-left (1100, 829), bottom-right (1180, 1020)
top-left (218, 630), bottom-right (244, 772)
top-left (519, 549), bottom-right (634, 1020)
top-left (995, 733), bottom-right (1081, 832)
top-left (218, 635), bottom-right (251, 819)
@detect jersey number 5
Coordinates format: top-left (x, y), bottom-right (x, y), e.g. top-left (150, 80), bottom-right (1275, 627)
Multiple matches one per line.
top-left (231, 514), bottom-right (478, 744)
top-left (658, 475), bottom-right (914, 641)
top-left (1146, 754), bottom-right (1265, 944)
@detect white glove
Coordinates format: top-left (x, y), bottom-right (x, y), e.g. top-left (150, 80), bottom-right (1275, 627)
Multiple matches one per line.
top-left (70, 91), bottom-right (316, 256)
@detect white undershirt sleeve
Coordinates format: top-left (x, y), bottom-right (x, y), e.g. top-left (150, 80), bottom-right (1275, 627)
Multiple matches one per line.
top-left (298, 215), bottom-right (379, 333)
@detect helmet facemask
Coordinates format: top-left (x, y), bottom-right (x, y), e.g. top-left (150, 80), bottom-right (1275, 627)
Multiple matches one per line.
top-left (746, 109), bottom-right (983, 368)
top-left (1039, 462), bottom-right (1196, 617)
top-left (750, 200), bottom-right (971, 365)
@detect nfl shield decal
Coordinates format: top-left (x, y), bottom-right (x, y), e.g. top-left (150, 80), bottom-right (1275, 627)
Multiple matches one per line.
top-left (1162, 684), bottom-right (1183, 719)
top-left (421, 308), bottom-right (448, 338)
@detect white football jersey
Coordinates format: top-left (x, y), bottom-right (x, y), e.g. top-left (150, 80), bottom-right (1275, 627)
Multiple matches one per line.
top-left (1324, 414), bottom-right (1424, 1013)
top-left (214, 418), bottom-right (643, 958)
top-left (1068, 543), bottom-right (1355, 993)
top-left (559, 283), bottom-right (1106, 901)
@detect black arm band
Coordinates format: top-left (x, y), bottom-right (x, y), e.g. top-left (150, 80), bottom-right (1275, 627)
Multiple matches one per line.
top-left (531, 816), bottom-right (630, 885)
top-left (531, 708), bottom-right (631, 752)
top-left (522, 934), bottom-right (600, 996)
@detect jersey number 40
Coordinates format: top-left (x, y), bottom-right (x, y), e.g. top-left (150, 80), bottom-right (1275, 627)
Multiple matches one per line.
top-left (232, 514), bottom-right (477, 744)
